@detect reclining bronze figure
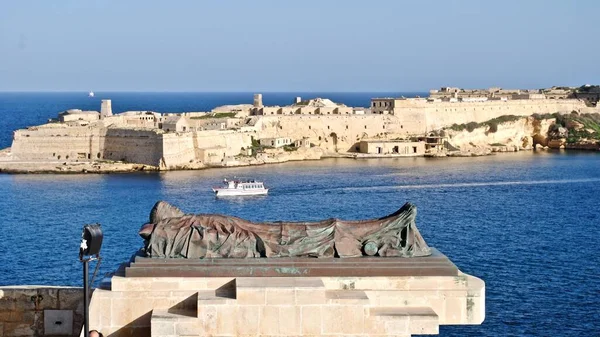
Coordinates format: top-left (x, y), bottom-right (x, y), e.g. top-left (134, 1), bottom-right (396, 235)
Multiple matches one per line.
top-left (139, 201), bottom-right (431, 259)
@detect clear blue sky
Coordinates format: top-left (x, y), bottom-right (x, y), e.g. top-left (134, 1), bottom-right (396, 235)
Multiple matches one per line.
top-left (0, 0), bottom-right (598, 92)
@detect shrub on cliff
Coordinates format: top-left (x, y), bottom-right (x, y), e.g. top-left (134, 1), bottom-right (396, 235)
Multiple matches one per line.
top-left (487, 115), bottom-right (522, 124)
top-left (532, 113), bottom-right (555, 120)
top-left (486, 122), bottom-right (498, 133)
top-left (449, 123), bottom-right (465, 131)
top-left (554, 113), bottom-right (567, 127)
top-left (448, 115), bottom-right (522, 133)
top-left (466, 122), bottom-right (478, 132)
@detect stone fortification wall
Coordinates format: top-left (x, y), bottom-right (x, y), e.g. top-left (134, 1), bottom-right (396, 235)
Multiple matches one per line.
top-left (194, 130), bottom-right (253, 156)
top-left (8, 97), bottom-right (593, 171)
top-left (9, 123), bottom-right (254, 169)
top-left (11, 125), bottom-right (104, 161)
top-left (0, 286), bottom-right (83, 337)
top-left (161, 132), bottom-right (196, 168)
top-left (159, 131), bottom-right (253, 168)
top-left (394, 98), bottom-right (586, 131)
top-left (255, 115), bottom-right (418, 153)
top-left (103, 128), bottom-right (163, 166)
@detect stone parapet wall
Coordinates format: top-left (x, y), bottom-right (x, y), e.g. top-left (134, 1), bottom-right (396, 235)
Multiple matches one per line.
top-left (0, 286), bottom-right (83, 337)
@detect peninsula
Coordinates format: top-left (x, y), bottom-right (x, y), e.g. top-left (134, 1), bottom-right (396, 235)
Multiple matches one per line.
top-left (1, 86), bottom-right (599, 173)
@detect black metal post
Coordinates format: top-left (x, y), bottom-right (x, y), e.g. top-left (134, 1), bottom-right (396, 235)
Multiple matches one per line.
top-left (83, 259), bottom-right (89, 337)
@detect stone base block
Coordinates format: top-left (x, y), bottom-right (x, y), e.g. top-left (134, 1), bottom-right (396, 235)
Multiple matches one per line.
top-left (86, 250), bottom-right (484, 336)
top-left (88, 274), bottom-right (484, 336)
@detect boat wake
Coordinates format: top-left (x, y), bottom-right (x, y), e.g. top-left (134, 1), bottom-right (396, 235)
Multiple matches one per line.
top-left (338, 178), bottom-right (600, 192)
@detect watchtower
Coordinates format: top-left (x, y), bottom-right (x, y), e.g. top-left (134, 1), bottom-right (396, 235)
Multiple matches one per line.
top-left (100, 99), bottom-right (113, 118)
top-left (253, 94), bottom-right (263, 108)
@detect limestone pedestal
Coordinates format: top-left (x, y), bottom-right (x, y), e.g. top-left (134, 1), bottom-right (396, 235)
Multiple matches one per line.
top-left (87, 249), bottom-right (484, 336)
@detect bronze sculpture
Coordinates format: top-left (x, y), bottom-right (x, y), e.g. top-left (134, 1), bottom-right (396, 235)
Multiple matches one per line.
top-left (139, 201), bottom-right (431, 259)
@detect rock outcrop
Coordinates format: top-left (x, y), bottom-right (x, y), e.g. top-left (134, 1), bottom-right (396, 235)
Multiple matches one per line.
top-left (443, 114), bottom-right (600, 153)
top-left (443, 117), bottom-right (555, 153)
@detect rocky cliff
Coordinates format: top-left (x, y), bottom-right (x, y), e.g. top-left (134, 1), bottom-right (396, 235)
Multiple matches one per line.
top-left (442, 113), bottom-right (600, 153)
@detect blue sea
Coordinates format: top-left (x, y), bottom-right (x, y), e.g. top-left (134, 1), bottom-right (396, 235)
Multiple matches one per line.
top-left (1, 92), bottom-right (599, 336)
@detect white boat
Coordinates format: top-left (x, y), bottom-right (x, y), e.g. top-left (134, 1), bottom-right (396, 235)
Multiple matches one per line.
top-left (212, 178), bottom-right (268, 197)
top-left (88, 91), bottom-right (95, 97)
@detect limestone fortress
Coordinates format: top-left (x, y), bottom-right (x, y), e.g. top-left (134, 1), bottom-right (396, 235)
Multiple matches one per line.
top-left (2, 86), bottom-right (598, 172)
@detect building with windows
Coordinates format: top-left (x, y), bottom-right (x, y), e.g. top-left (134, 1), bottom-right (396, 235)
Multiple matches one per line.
top-left (358, 140), bottom-right (425, 156)
top-left (259, 137), bottom-right (293, 148)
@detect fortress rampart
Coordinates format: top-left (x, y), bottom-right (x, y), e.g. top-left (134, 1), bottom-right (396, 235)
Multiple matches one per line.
top-left (11, 125), bottom-right (104, 161)
top-left (5, 93), bottom-right (598, 171)
top-left (396, 99), bottom-right (588, 130)
top-left (256, 115), bottom-right (414, 152)
top-left (103, 129), bottom-right (164, 165)
top-left (10, 125), bottom-right (256, 169)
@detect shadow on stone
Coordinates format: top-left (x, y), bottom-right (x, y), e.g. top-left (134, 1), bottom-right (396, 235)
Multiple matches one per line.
top-left (167, 293), bottom-right (197, 317)
top-left (107, 311), bottom-right (151, 337)
top-left (215, 279), bottom-right (236, 299)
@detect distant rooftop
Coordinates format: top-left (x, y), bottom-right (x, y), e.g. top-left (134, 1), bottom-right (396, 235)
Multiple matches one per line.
top-left (294, 97), bottom-right (345, 108)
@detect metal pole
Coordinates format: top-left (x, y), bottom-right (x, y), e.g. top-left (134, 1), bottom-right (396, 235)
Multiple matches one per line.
top-left (83, 259), bottom-right (89, 337)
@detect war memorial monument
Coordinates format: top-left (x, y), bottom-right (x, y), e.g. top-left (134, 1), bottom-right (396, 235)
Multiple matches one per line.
top-left (84, 201), bottom-right (485, 336)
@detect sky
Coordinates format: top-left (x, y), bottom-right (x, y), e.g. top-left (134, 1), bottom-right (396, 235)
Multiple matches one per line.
top-left (0, 0), bottom-right (598, 92)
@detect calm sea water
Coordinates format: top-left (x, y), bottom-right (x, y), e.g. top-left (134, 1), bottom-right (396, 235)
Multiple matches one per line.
top-left (1, 93), bottom-right (599, 336)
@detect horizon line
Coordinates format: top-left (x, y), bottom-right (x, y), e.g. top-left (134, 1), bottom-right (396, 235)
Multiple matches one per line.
top-left (0, 90), bottom-right (430, 94)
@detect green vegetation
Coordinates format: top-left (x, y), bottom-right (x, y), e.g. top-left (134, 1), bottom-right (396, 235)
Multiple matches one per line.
top-left (531, 112), bottom-right (561, 121)
top-left (531, 112), bottom-right (600, 143)
top-left (566, 115), bottom-right (600, 143)
top-left (489, 143), bottom-right (506, 147)
top-left (448, 115), bottom-right (522, 133)
top-left (283, 145), bottom-right (298, 152)
top-left (191, 112), bottom-right (237, 119)
top-left (576, 85), bottom-right (600, 93)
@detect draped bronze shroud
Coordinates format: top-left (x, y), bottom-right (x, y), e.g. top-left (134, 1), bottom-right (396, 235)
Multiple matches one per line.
top-left (139, 201), bottom-right (432, 259)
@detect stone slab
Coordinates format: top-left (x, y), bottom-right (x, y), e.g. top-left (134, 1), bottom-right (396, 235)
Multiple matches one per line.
top-left (125, 247), bottom-right (458, 278)
top-left (326, 290), bottom-right (370, 304)
top-left (369, 306), bottom-right (439, 335)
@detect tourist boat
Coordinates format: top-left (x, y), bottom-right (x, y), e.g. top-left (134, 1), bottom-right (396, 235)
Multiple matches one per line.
top-left (212, 178), bottom-right (268, 197)
top-left (88, 91), bottom-right (95, 97)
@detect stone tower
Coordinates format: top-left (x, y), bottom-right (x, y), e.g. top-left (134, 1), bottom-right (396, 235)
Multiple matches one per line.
top-left (253, 94), bottom-right (263, 108)
top-left (100, 99), bottom-right (113, 118)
